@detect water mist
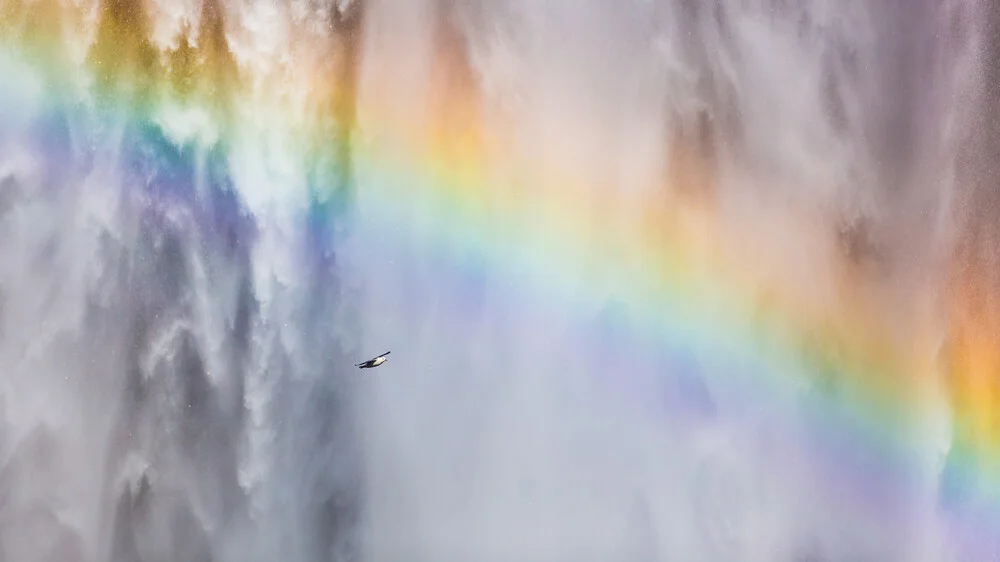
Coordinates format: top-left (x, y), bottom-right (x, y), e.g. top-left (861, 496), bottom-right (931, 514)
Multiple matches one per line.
top-left (0, 0), bottom-right (995, 561)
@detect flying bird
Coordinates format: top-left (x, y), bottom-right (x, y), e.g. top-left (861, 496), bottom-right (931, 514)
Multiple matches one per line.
top-left (356, 351), bottom-right (390, 369)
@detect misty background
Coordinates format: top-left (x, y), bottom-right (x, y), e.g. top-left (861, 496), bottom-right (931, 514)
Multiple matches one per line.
top-left (0, 0), bottom-right (998, 560)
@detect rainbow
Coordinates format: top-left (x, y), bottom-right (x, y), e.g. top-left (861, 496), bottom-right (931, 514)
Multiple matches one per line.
top-left (2, 0), bottom-right (999, 555)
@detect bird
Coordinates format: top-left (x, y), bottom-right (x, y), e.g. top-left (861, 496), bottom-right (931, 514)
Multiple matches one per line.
top-left (356, 351), bottom-right (390, 369)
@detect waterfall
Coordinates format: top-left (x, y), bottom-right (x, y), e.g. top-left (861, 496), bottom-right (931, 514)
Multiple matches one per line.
top-left (0, 0), bottom-right (995, 560)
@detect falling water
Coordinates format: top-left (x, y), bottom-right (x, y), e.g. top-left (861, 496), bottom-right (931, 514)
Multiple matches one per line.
top-left (0, 0), bottom-right (995, 561)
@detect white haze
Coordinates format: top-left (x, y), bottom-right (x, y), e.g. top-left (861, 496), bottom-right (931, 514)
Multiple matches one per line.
top-left (0, 0), bottom-right (991, 561)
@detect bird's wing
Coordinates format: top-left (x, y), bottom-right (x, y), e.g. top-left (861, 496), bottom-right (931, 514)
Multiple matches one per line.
top-left (377, 351), bottom-right (391, 358)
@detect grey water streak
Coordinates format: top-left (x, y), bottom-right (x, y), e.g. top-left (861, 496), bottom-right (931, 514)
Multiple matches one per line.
top-left (0, 0), bottom-right (365, 561)
top-left (0, 1), bottom-right (995, 562)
